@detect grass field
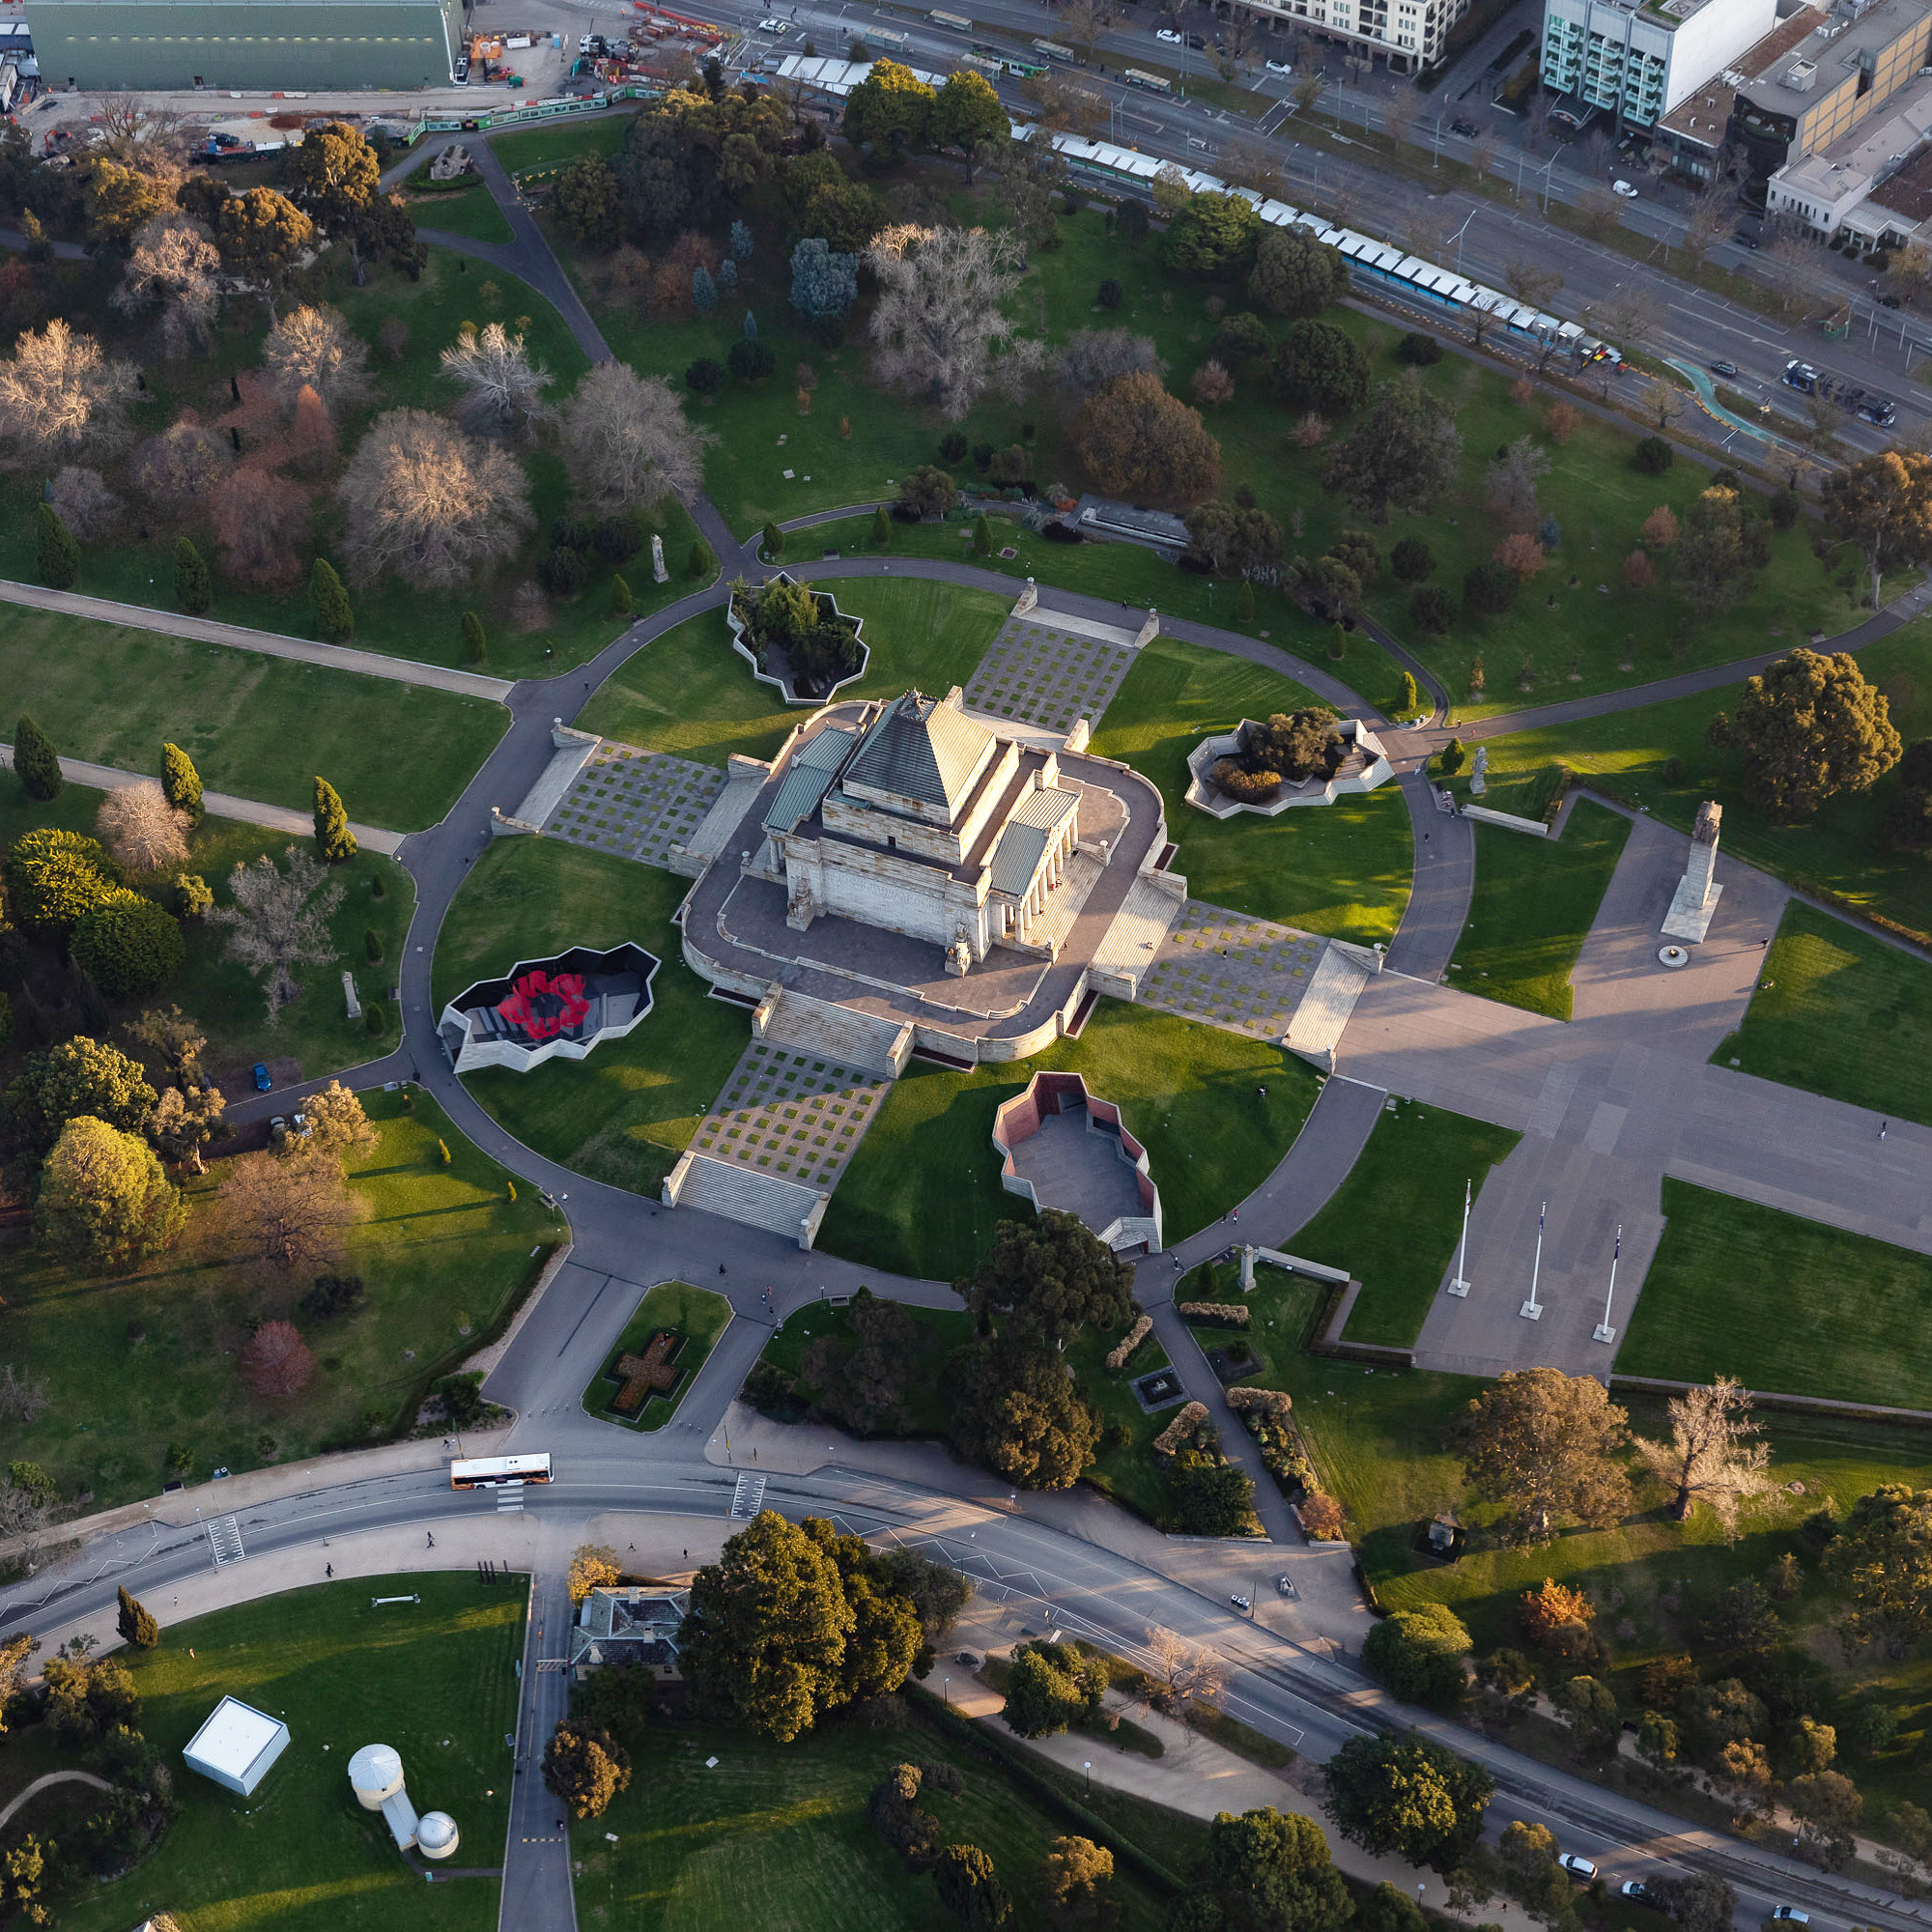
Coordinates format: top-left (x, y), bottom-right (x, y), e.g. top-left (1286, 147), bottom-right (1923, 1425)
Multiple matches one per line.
top-left (0, 1090), bottom-right (556, 1506)
top-left (584, 1280), bottom-right (732, 1431)
top-left (759, 1298), bottom-right (976, 1438)
top-left (1091, 635), bottom-right (1413, 946)
top-left (1447, 800), bottom-right (1632, 1018)
top-left (0, 779), bottom-right (414, 1079)
top-left (818, 999), bottom-right (1319, 1280)
top-left (579, 577), bottom-right (1011, 768)
top-left (36, 1574), bottom-right (525, 1932)
top-left (434, 838), bottom-right (747, 1197)
top-left (0, 246), bottom-right (702, 677)
top-left (410, 180), bottom-right (516, 242)
top-left (1619, 1179), bottom-right (1932, 1408)
top-left (1281, 1098), bottom-right (1521, 1349)
top-left (1468, 622), bottom-right (1932, 943)
top-left (0, 606), bottom-right (506, 831)
top-left (1716, 900), bottom-right (1932, 1126)
top-left (571, 1698), bottom-right (1187, 1932)
top-left (1067, 1320), bottom-right (1182, 1526)
top-left (490, 115), bottom-right (631, 176)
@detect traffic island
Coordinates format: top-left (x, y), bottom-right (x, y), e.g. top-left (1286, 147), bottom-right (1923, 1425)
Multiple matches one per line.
top-left (582, 1281), bottom-right (733, 1432)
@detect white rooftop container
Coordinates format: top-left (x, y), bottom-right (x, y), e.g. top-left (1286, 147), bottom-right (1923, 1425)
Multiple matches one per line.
top-left (183, 1696), bottom-right (290, 1797)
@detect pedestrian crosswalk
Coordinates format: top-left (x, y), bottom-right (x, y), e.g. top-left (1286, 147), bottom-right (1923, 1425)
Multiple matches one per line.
top-left (207, 1515), bottom-right (243, 1566)
top-left (496, 1481), bottom-right (526, 1514)
top-left (729, 1473), bottom-right (766, 1520)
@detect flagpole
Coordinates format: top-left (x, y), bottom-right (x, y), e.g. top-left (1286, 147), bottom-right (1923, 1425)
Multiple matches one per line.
top-left (1520, 1200), bottom-right (1546, 1321)
top-left (1594, 1225), bottom-right (1621, 1344)
top-left (1448, 1179), bottom-right (1472, 1296)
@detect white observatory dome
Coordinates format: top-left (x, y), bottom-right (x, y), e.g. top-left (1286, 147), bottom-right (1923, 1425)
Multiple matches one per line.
top-left (346, 1743), bottom-right (406, 1808)
top-left (416, 1810), bottom-right (461, 1860)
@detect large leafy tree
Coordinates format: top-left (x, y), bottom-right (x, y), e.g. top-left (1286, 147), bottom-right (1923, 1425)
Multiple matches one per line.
top-left (1455, 1366), bottom-right (1633, 1544)
top-left (542, 1719), bottom-right (631, 1819)
top-left (1271, 319), bottom-right (1369, 414)
top-left (935, 1843), bottom-right (1011, 1926)
top-left (553, 153), bottom-right (625, 248)
top-left (36, 1115), bottom-right (184, 1271)
top-left (1821, 446), bottom-right (1932, 610)
top-left (1073, 372), bottom-right (1220, 501)
top-left (965, 1211), bottom-right (1134, 1349)
top-left (931, 70), bottom-right (1008, 179)
top-left (1176, 1806), bottom-right (1352, 1932)
top-left (800, 1517), bottom-right (924, 1703)
top-left (1000, 1639), bottom-right (1106, 1739)
top-left (1322, 372), bottom-right (1464, 525)
top-left (5, 1036), bottom-right (156, 1158)
top-left (679, 1511), bottom-right (858, 1742)
top-left (843, 60), bottom-right (938, 158)
top-left (1248, 227), bottom-right (1348, 318)
top-left (1040, 1835), bottom-right (1115, 1929)
top-left (1728, 647), bottom-right (1901, 821)
top-left (1824, 1484), bottom-right (1932, 1654)
top-left (282, 121), bottom-right (380, 238)
top-left (1164, 190), bottom-right (1263, 278)
top-left (1362, 1603), bottom-right (1472, 1708)
top-left (1323, 1732), bottom-right (1492, 1873)
top-left (215, 186), bottom-right (315, 317)
top-left (1674, 486), bottom-right (1769, 618)
top-left (951, 1338), bottom-right (1099, 1491)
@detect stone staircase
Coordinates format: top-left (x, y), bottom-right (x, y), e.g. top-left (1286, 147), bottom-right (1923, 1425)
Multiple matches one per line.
top-left (661, 1151), bottom-right (830, 1248)
top-left (752, 984), bottom-right (913, 1078)
top-left (1284, 944), bottom-right (1378, 1070)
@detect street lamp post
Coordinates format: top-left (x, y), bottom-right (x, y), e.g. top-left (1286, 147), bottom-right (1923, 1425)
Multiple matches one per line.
top-left (1451, 208), bottom-right (1476, 275)
top-left (1084, 1760), bottom-right (1093, 1798)
top-left (1433, 105), bottom-right (1444, 167)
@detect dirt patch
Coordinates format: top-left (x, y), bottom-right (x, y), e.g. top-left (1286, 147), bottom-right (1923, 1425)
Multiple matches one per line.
top-left (211, 1056), bottom-right (301, 1108)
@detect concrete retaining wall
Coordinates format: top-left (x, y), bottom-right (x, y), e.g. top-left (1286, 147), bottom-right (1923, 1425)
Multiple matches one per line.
top-left (1462, 803), bottom-right (1552, 838)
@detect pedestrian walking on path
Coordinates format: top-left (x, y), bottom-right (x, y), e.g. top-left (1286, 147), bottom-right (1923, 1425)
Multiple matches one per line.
top-left (1881, 1121), bottom-right (1889, 1139)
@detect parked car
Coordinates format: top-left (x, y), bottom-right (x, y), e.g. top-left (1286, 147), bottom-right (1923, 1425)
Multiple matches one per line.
top-left (1557, 1855), bottom-right (1597, 1881)
top-left (252, 1062), bottom-right (271, 1092)
top-left (1620, 1882), bottom-right (1655, 1904)
top-left (1230, 1593), bottom-right (1252, 1611)
top-left (1185, 32), bottom-right (1207, 47)
top-left (1711, 358), bottom-right (1738, 377)
top-left (1734, 226), bottom-right (1761, 248)
top-left (1612, 179), bottom-right (1640, 198)
top-left (453, 55), bottom-right (469, 83)
top-left (1452, 117), bottom-right (1479, 136)
top-left (756, 16), bottom-right (790, 32)
top-left (1769, 1912), bottom-right (1809, 1926)
top-left (1265, 56), bottom-right (1293, 73)
top-left (1880, 292), bottom-right (1903, 307)
top-left (1155, 25), bottom-right (1183, 41)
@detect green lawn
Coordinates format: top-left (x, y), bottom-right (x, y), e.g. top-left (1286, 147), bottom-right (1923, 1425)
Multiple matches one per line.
top-left (0, 246), bottom-right (703, 678)
top-left (0, 606), bottom-right (506, 831)
top-left (584, 1280), bottom-right (732, 1432)
top-left (1447, 799), bottom-right (1632, 1018)
top-left (1280, 1097), bottom-right (1521, 1349)
top-left (551, 194), bottom-right (1851, 709)
top-left (1067, 1320), bottom-right (1182, 1527)
top-left (580, 577), bottom-right (1012, 768)
top-left (0, 1089), bottom-right (557, 1506)
top-left (434, 838), bottom-right (747, 1197)
top-left (1091, 634), bottom-right (1413, 946)
top-left (572, 1698), bottom-right (1185, 1932)
top-left (0, 779), bottom-right (415, 1080)
top-left (1469, 622), bottom-right (1932, 943)
top-left (1716, 900), bottom-right (1932, 1126)
top-left (819, 999), bottom-right (1320, 1280)
top-left (37, 1574), bottom-right (525, 1932)
top-left (409, 180), bottom-right (516, 242)
top-left (759, 1298), bottom-right (976, 1437)
top-left (490, 115), bottom-right (632, 176)
top-left (1619, 1179), bottom-right (1932, 1408)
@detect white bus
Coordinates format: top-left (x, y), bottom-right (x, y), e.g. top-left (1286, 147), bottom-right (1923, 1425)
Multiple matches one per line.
top-left (1123, 66), bottom-right (1173, 92)
top-left (450, 1452), bottom-right (553, 1489)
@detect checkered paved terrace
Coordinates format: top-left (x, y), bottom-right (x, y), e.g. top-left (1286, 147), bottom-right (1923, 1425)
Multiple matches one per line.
top-left (1137, 901), bottom-right (1329, 1041)
top-left (543, 744), bottom-right (724, 868)
top-left (961, 616), bottom-right (1138, 734)
top-left (686, 1039), bottom-right (892, 1193)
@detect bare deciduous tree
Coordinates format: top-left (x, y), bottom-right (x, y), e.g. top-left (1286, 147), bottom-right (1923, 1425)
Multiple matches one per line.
top-left (440, 321), bottom-right (558, 441)
top-left (96, 95), bottom-right (192, 166)
top-left (0, 1476), bottom-right (67, 1561)
top-left (111, 213), bottom-right (221, 357)
top-left (865, 224), bottom-right (1045, 422)
top-left (210, 469), bottom-right (311, 589)
top-left (132, 421), bottom-right (232, 504)
top-left (1503, 258), bottom-right (1565, 312)
top-left (1683, 191), bottom-right (1730, 267)
top-left (260, 303), bottom-right (374, 420)
top-left (1142, 1627), bottom-right (1226, 1715)
top-left (239, 1317), bottom-right (318, 1395)
top-left (1575, 184), bottom-right (1625, 241)
top-left (1380, 88), bottom-right (1421, 150)
top-left (1634, 1378), bottom-right (1774, 1534)
top-left (48, 465), bottom-right (120, 540)
top-left (1054, 327), bottom-right (1165, 400)
top-left (0, 320), bottom-right (141, 467)
top-left (0, 1364), bottom-right (51, 1425)
top-left (1485, 435), bottom-right (1551, 531)
top-left (337, 408), bottom-right (535, 590)
top-left (561, 361), bottom-right (711, 515)
top-left (211, 842), bottom-right (345, 1021)
top-left (223, 1151), bottom-right (355, 1277)
top-left (97, 780), bottom-right (191, 874)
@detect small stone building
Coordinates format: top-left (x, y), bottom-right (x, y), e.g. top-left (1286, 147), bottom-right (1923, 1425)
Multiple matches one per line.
top-left (569, 1585), bottom-right (690, 1684)
top-left (760, 689), bottom-right (1084, 976)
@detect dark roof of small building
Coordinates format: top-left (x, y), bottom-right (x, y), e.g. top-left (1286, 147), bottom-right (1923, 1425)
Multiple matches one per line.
top-left (844, 691), bottom-right (993, 816)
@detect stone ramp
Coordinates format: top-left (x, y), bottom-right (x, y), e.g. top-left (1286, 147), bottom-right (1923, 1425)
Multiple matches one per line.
top-left (505, 726), bottom-right (598, 831)
top-left (670, 754), bottom-right (768, 877)
top-left (1136, 900), bottom-right (1360, 1049)
top-left (1091, 873), bottom-right (1187, 996)
top-left (663, 1151), bottom-right (829, 1248)
top-left (1284, 946), bottom-right (1377, 1070)
top-left (754, 984), bottom-right (913, 1078)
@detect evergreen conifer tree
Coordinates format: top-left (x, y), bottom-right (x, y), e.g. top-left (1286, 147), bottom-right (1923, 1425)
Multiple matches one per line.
top-left (117, 1585), bottom-right (160, 1649)
top-left (160, 742), bottom-right (205, 825)
top-left (689, 540), bottom-right (716, 579)
top-left (1236, 579), bottom-right (1256, 622)
top-left (34, 501), bottom-right (79, 589)
top-left (174, 537), bottom-right (213, 615)
top-left (14, 714), bottom-right (62, 800)
top-left (310, 557), bottom-right (355, 641)
top-left (974, 511), bottom-right (993, 556)
top-left (762, 521), bottom-right (783, 561)
top-left (611, 573), bottom-right (634, 615)
top-left (871, 504), bottom-right (892, 547)
top-left (313, 776), bottom-right (357, 864)
top-left (461, 611), bottom-right (487, 663)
